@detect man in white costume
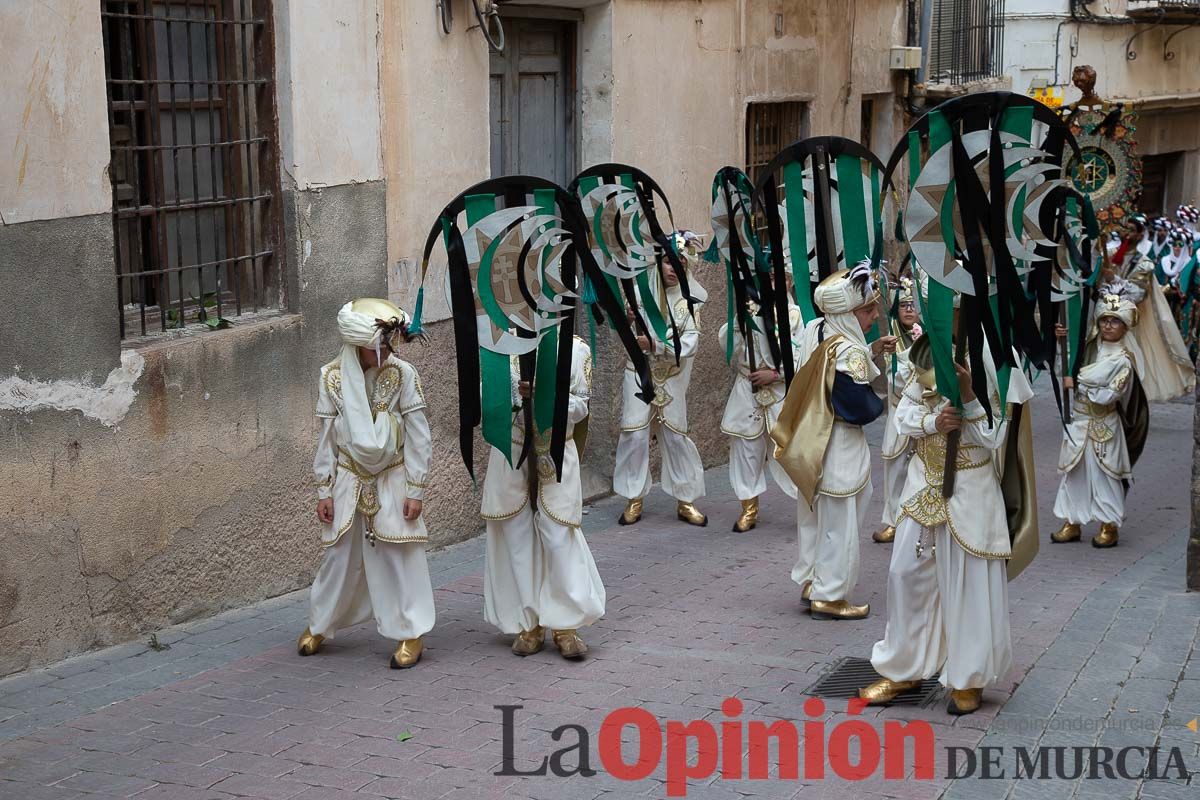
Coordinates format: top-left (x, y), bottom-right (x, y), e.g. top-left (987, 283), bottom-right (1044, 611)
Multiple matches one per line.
top-left (1051, 288), bottom-right (1148, 548)
top-left (859, 328), bottom-right (1036, 715)
top-left (875, 276), bottom-right (921, 544)
top-left (482, 336), bottom-right (605, 659)
top-left (615, 231), bottom-right (708, 528)
top-left (299, 299), bottom-right (436, 669)
top-left (718, 276), bottom-right (803, 533)
top-left (774, 263), bottom-right (893, 620)
top-left (1122, 249), bottom-right (1195, 401)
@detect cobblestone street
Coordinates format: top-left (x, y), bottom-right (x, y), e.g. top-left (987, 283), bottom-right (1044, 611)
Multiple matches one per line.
top-left (2, 390), bottom-right (1198, 800)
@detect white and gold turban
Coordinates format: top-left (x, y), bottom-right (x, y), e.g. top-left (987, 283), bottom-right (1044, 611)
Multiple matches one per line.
top-left (1095, 290), bottom-right (1138, 329)
top-left (814, 261), bottom-right (879, 315)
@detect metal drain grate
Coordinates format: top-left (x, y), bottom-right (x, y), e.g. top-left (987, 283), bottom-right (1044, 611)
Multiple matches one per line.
top-left (803, 657), bottom-right (944, 706)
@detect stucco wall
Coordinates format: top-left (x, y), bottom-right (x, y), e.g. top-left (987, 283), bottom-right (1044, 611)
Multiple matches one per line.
top-left (0, 1), bottom-right (111, 225)
top-left (380, 0), bottom-right (491, 322)
top-left (1, 2), bottom-right (393, 675)
top-left (274, 0), bottom-right (384, 188)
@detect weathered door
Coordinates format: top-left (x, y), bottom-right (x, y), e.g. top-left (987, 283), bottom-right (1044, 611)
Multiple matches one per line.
top-left (489, 17), bottom-right (576, 184)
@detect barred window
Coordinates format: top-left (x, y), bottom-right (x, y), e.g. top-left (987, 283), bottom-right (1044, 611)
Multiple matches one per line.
top-left (745, 101), bottom-right (810, 242)
top-left (927, 0), bottom-right (1006, 86)
top-left (101, 0), bottom-right (281, 340)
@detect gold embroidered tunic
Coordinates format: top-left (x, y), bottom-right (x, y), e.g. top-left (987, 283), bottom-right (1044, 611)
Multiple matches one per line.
top-left (718, 304), bottom-right (804, 440)
top-left (894, 379), bottom-right (1014, 560)
top-left (313, 356), bottom-right (431, 547)
top-left (1057, 341), bottom-right (1134, 481)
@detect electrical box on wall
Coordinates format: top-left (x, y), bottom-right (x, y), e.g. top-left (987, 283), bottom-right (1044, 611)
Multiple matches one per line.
top-left (889, 46), bottom-right (923, 71)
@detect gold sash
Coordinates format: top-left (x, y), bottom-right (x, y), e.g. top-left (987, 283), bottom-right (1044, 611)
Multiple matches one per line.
top-left (770, 334), bottom-right (843, 508)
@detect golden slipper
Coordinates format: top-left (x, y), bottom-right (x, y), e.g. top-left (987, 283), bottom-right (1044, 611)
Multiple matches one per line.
top-left (552, 629), bottom-right (588, 659)
top-left (677, 501), bottom-right (708, 527)
top-left (1092, 522), bottom-right (1119, 548)
top-left (511, 626), bottom-right (545, 656)
top-left (297, 628), bottom-right (324, 657)
top-left (1050, 521), bottom-right (1081, 543)
top-left (390, 638), bottom-right (423, 669)
top-left (618, 499), bottom-right (643, 526)
top-left (873, 525), bottom-right (896, 543)
top-left (733, 498), bottom-right (759, 532)
top-left (947, 688), bottom-right (983, 715)
top-left (859, 678), bottom-right (922, 705)
top-left (809, 599), bottom-right (870, 621)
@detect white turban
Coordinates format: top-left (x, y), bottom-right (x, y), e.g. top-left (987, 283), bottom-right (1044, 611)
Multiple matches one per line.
top-left (799, 263), bottom-right (880, 381)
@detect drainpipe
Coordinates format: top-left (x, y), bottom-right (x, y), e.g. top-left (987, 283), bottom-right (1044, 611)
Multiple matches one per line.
top-left (917, 0), bottom-right (932, 86)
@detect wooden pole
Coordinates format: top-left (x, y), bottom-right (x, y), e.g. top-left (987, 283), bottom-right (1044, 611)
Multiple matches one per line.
top-left (1060, 302), bottom-right (1073, 424)
top-left (942, 311), bottom-right (967, 499)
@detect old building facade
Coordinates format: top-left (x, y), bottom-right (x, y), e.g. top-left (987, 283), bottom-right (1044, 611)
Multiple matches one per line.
top-left (0, 0), bottom-right (911, 674)
top-left (1001, 0), bottom-right (1200, 213)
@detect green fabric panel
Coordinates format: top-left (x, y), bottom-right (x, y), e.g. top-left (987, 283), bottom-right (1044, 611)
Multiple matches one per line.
top-left (925, 110), bottom-right (960, 406)
top-left (533, 188), bottom-right (559, 435)
top-left (835, 153), bottom-right (870, 267)
top-left (783, 160), bottom-right (817, 322)
top-left (465, 194), bottom-right (512, 465)
top-left (870, 164), bottom-right (883, 260)
top-left (907, 130), bottom-right (922, 188)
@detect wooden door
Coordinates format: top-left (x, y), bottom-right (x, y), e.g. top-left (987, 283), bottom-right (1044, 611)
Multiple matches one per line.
top-left (489, 17), bottom-right (576, 184)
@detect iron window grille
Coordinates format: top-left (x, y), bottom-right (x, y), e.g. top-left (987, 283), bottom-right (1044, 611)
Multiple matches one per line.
top-left (745, 101), bottom-right (810, 241)
top-left (101, 0), bottom-right (281, 340)
top-left (927, 0), bottom-right (1007, 86)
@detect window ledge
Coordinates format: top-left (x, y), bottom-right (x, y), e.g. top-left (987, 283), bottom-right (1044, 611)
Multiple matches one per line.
top-left (122, 309), bottom-right (300, 353)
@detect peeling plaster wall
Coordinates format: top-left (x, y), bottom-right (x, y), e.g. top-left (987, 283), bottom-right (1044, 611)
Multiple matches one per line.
top-left (0, 1), bottom-right (111, 224)
top-left (2, 3), bottom-right (393, 675)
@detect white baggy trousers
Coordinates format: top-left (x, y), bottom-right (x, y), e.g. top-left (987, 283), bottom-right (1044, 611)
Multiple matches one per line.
top-left (484, 507), bottom-right (606, 635)
top-left (791, 485), bottom-right (871, 602)
top-left (613, 425), bottom-right (706, 504)
top-left (869, 517), bottom-right (1012, 690)
top-left (308, 518), bottom-right (436, 641)
top-left (1053, 452), bottom-right (1125, 526)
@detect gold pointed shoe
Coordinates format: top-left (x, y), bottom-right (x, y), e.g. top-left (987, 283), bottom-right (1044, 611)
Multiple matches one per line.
top-left (800, 581), bottom-right (812, 608)
top-left (389, 638), bottom-right (423, 669)
top-left (947, 688), bottom-right (983, 716)
top-left (618, 499), bottom-right (643, 526)
top-left (511, 626), bottom-right (545, 656)
top-left (1092, 523), bottom-right (1119, 549)
top-left (809, 599), bottom-right (870, 621)
top-left (873, 525), bottom-right (896, 543)
top-left (859, 678), bottom-right (922, 705)
top-left (297, 628), bottom-right (324, 657)
top-left (1051, 521), bottom-right (1081, 543)
top-left (552, 629), bottom-right (588, 660)
top-left (732, 498), bottom-right (759, 532)
top-left (677, 502), bottom-right (708, 527)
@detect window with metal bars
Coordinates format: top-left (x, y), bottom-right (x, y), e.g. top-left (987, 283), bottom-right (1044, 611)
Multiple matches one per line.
top-left (745, 101), bottom-right (809, 242)
top-left (927, 0), bottom-right (1006, 86)
top-left (101, 0), bottom-right (281, 340)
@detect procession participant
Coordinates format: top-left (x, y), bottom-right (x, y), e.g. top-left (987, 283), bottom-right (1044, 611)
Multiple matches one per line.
top-left (482, 335), bottom-right (605, 659)
top-left (858, 332), bottom-right (1036, 715)
top-left (1147, 217), bottom-right (1172, 271)
top-left (1122, 245), bottom-right (1195, 401)
top-left (1176, 204), bottom-right (1200, 247)
top-left (773, 262), bottom-right (893, 620)
top-left (615, 231), bottom-right (708, 528)
top-left (299, 299), bottom-right (436, 669)
top-left (874, 275), bottom-right (922, 544)
top-left (1051, 286), bottom-right (1149, 548)
top-left (718, 271), bottom-right (803, 532)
